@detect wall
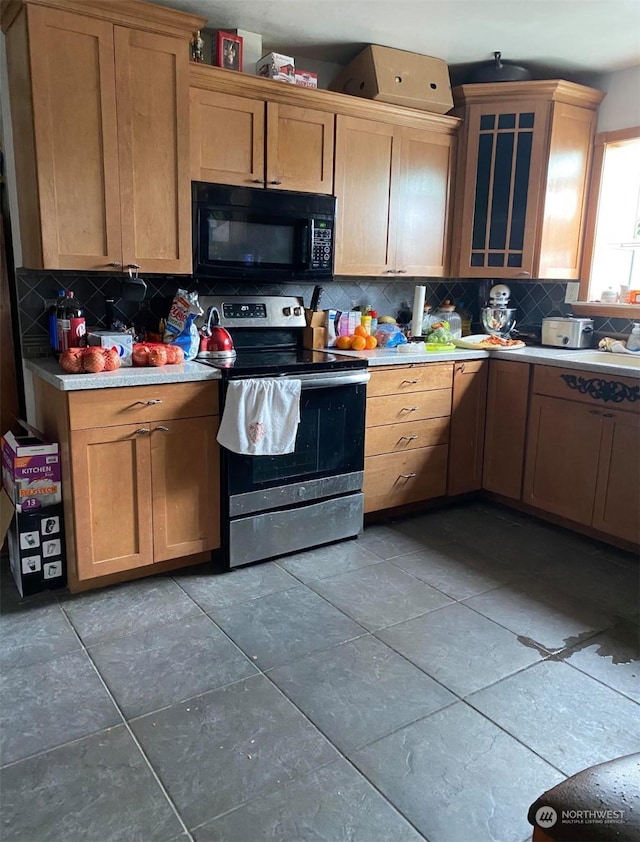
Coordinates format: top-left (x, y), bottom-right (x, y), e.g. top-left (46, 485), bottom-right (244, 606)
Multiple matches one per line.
top-left (590, 65), bottom-right (640, 132)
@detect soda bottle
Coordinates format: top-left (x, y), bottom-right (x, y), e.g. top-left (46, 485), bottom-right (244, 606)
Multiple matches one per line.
top-left (57, 291), bottom-right (86, 351)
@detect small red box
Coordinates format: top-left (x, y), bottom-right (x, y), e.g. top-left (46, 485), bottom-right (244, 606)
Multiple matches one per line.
top-left (295, 71), bottom-right (318, 88)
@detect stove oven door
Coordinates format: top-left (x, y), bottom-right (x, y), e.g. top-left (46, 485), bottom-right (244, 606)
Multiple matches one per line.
top-left (221, 369), bottom-right (369, 567)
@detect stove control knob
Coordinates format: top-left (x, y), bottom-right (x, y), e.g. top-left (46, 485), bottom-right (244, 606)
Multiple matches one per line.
top-left (293, 306), bottom-right (303, 316)
top-left (283, 306), bottom-right (292, 316)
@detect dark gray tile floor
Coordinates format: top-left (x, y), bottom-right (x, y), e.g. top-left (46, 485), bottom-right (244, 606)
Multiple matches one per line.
top-left (1, 501), bottom-right (639, 842)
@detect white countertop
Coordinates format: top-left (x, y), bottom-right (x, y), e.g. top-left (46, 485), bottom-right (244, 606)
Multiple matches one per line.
top-left (25, 358), bottom-right (222, 391)
top-left (26, 345), bottom-right (640, 391)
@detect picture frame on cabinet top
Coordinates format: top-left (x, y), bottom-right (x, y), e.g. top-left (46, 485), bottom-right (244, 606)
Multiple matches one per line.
top-left (215, 31), bottom-right (243, 72)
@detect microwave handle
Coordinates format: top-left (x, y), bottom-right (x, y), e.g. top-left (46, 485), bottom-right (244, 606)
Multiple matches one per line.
top-left (300, 221), bottom-right (311, 266)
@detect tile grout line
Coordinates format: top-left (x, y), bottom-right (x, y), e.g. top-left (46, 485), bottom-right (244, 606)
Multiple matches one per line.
top-left (35, 599), bottom-right (197, 842)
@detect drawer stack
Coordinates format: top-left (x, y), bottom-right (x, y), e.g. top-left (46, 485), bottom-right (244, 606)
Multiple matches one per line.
top-left (364, 364), bottom-right (453, 513)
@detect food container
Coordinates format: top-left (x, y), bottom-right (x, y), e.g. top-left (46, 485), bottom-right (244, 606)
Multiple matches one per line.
top-left (432, 302), bottom-right (462, 338)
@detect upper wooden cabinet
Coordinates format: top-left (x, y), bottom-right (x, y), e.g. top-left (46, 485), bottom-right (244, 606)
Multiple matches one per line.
top-left (450, 81), bottom-right (604, 280)
top-left (190, 90), bottom-right (334, 194)
top-left (334, 115), bottom-right (456, 276)
top-left (3, 0), bottom-right (203, 272)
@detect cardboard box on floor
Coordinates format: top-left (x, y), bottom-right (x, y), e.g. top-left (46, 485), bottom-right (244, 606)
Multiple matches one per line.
top-left (1, 424), bottom-right (66, 597)
top-left (329, 45), bottom-right (453, 114)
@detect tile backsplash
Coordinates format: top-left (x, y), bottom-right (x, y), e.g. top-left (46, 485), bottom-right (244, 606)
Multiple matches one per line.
top-left (15, 269), bottom-right (636, 354)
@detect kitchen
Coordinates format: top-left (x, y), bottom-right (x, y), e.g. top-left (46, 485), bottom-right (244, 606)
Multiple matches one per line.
top-left (1, 0), bottom-right (640, 839)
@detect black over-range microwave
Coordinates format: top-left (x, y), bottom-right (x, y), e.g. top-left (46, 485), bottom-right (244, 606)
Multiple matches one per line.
top-left (192, 182), bottom-right (336, 282)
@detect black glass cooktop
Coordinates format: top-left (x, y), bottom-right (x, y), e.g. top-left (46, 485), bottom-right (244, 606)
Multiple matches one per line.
top-left (196, 348), bottom-right (367, 377)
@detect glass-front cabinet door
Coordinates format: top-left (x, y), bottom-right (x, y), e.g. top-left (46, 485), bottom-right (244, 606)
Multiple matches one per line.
top-left (453, 100), bottom-right (550, 278)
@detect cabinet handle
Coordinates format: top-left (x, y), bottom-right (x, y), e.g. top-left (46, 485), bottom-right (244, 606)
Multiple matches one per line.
top-left (602, 413), bottom-right (614, 418)
top-left (108, 261), bottom-right (121, 267)
top-left (396, 269), bottom-right (407, 274)
top-left (251, 179), bottom-right (266, 184)
top-left (401, 406), bottom-right (418, 412)
top-left (153, 425), bottom-right (170, 432)
top-left (399, 435), bottom-right (418, 441)
top-left (127, 263), bottom-right (140, 270)
top-left (456, 363), bottom-right (466, 373)
top-left (402, 379), bottom-right (419, 384)
top-left (517, 271), bottom-right (531, 277)
top-left (399, 473), bottom-right (417, 479)
top-left (136, 399), bottom-right (163, 406)
top-left (269, 180), bottom-right (282, 185)
top-left (588, 409), bottom-right (601, 415)
top-left (384, 269), bottom-right (395, 274)
top-left (134, 428), bottom-right (150, 435)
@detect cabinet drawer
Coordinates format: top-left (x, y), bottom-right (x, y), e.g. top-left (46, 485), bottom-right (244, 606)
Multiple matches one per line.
top-left (68, 382), bottom-right (219, 430)
top-left (367, 364), bottom-right (453, 397)
top-left (365, 417), bottom-right (449, 457)
top-left (532, 366), bottom-right (639, 414)
top-left (364, 446), bottom-right (448, 513)
top-left (366, 389), bottom-right (451, 427)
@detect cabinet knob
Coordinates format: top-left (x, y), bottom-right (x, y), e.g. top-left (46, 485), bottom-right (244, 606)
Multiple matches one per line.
top-left (137, 399), bottom-right (162, 406)
top-left (153, 425), bottom-right (169, 432)
top-left (108, 261), bottom-right (122, 267)
top-left (134, 428), bottom-right (150, 435)
top-left (269, 180), bottom-right (282, 185)
top-left (399, 473), bottom-right (417, 479)
top-left (251, 179), bottom-right (266, 184)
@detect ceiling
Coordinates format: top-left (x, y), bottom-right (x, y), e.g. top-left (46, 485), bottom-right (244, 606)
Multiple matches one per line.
top-left (154, 0), bottom-right (640, 82)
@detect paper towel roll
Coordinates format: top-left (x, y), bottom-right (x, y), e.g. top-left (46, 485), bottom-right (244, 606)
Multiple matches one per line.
top-left (411, 286), bottom-right (426, 337)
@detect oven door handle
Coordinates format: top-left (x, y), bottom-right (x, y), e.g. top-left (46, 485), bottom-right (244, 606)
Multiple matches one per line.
top-left (231, 371), bottom-right (370, 389)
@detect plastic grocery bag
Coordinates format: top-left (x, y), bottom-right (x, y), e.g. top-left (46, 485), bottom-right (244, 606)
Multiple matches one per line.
top-left (163, 290), bottom-right (203, 360)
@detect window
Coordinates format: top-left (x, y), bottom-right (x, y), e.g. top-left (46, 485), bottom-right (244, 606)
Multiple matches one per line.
top-left (580, 127), bottom-right (640, 305)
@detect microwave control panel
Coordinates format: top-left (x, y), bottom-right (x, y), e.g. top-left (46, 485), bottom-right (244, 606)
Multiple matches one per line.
top-left (311, 220), bottom-right (333, 269)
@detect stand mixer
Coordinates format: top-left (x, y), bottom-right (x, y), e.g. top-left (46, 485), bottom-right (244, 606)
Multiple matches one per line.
top-left (481, 284), bottom-right (517, 337)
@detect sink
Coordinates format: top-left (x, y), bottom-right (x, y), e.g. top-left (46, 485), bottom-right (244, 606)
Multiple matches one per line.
top-left (558, 351), bottom-right (640, 369)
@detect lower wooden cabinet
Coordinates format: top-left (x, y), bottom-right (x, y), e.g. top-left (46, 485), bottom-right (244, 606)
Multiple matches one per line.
top-left (482, 359), bottom-right (531, 499)
top-left (447, 360), bottom-right (487, 495)
top-left (34, 379), bottom-right (221, 589)
top-left (523, 366), bottom-right (640, 545)
top-left (364, 363), bottom-right (452, 513)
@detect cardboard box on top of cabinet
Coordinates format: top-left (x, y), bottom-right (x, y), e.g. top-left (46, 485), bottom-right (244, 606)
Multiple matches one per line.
top-left (1, 426), bottom-right (66, 597)
top-left (256, 52), bottom-right (296, 83)
top-left (329, 45), bottom-right (453, 114)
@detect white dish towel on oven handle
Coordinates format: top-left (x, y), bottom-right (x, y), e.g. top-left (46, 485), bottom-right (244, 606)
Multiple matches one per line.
top-left (216, 378), bottom-right (302, 455)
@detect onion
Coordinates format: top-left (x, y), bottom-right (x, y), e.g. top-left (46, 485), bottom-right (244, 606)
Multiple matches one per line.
top-left (132, 344), bottom-right (149, 366)
top-left (148, 346), bottom-right (167, 367)
top-left (82, 347), bottom-right (106, 373)
top-left (103, 347), bottom-right (121, 371)
top-left (59, 348), bottom-right (84, 373)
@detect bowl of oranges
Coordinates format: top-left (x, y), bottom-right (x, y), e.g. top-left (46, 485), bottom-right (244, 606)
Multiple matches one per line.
top-left (334, 325), bottom-right (378, 352)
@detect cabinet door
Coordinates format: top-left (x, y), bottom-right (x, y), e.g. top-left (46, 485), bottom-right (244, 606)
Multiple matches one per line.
top-left (592, 410), bottom-right (640, 544)
top-left (453, 101), bottom-right (549, 278)
top-left (483, 360), bottom-right (530, 499)
top-left (334, 116), bottom-right (400, 275)
top-left (364, 446), bottom-right (448, 513)
top-left (151, 417), bottom-right (220, 562)
top-left (447, 360), bottom-right (488, 495)
top-left (115, 27), bottom-right (191, 273)
top-left (26, 6), bottom-right (122, 270)
top-left (71, 425), bottom-right (154, 580)
top-left (190, 88), bottom-right (265, 186)
top-left (537, 102), bottom-right (596, 279)
top-left (266, 102), bottom-right (334, 194)
top-left (522, 395), bottom-right (602, 525)
top-left (396, 127), bottom-right (455, 276)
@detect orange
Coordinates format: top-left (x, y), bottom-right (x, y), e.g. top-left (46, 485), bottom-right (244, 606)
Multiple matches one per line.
top-left (350, 335), bottom-right (367, 351)
top-left (335, 335), bottom-right (353, 350)
top-left (364, 335), bottom-right (377, 350)
top-left (353, 325), bottom-right (368, 338)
